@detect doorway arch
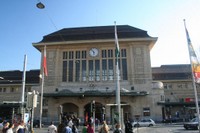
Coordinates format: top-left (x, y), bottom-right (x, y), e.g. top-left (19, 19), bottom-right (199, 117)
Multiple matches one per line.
top-left (62, 103), bottom-right (79, 117)
top-left (84, 102), bottom-right (104, 124)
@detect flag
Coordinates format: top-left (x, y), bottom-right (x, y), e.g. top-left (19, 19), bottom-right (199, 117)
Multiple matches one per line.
top-left (43, 45), bottom-right (48, 76)
top-left (115, 22), bottom-right (120, 57)
top-left (184, 24), bottom-right (200, 83)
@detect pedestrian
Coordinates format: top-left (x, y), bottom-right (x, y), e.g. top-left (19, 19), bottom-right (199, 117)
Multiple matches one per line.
top-left (72, 124), bottom-right (78, 133)
top-left (63, 124), bottom-right (72, 133)
top-left (125, 120), bottom-right (132, 133)
top-left (6, 123), bottom-right (14, 133)
top-left (99, 121), bottom-right (109, 133)
top-left (2, 122), bottom-right (10, 133)
top-left (113, 124), bottom-right (122, 133)
top-left (15, 121), bottom-right (26, 133)
top-left (68, 118), bottom-right (73, 128)
top-left (82, 123), bottom-right (88, 133)
top-left (48, 121), bottom-right (57, 133)
top-left (24, 120), bottom-right (30, 133)
top-left (57, 123), bottom-right (65, 133)
top-left (87, 123), bottom-right (94, 133)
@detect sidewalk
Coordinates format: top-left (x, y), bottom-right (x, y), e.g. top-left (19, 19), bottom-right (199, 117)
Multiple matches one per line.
top-left (33, 127), bottom-right (138, 133)
top-left (33, 127), bottom-right (48, 133)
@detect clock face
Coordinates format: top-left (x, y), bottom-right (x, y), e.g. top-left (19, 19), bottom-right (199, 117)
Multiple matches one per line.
top-left (89, 48), bottom-right (99, 57)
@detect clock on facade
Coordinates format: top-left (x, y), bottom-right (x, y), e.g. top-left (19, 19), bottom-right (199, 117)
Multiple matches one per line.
top-left (89, 48), bottom-right (99, 57)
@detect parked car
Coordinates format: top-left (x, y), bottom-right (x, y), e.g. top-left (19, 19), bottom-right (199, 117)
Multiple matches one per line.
top-left (162, 117), bottom-right (183, 123)
top-left (184, 117), bottom-right (199, 130)
top-left (132, 119), bottom-right (156, 127)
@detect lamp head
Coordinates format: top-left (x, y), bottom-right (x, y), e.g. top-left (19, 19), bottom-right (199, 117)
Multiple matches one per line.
top-left (36, 2), bottom-right (45, 9)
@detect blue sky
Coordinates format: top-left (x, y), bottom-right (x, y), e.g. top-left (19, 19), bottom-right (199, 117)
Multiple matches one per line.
top-left (1, 0), bottom-right (200, 71)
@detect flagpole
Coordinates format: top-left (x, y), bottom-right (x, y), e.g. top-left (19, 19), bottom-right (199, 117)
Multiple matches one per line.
top-left (184, 19), bottom-right (200, 133)
top-left (39, 71), bottom-right (44, 128)
top-left (115, 22), bottom-right (121, 127)
top-left (39, 45), bottom-right (47, 128)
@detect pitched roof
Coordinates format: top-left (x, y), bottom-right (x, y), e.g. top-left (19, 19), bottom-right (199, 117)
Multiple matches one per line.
top-left (152, 64), bottom-right (191, 73)
top-left (0, 70), bottom-right (40, 84)
top-left (39, 25), bottom-right (152, 43)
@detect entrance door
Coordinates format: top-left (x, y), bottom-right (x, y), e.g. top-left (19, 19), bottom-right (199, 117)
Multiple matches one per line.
top-left (84, 102), bottom-right (104, 124)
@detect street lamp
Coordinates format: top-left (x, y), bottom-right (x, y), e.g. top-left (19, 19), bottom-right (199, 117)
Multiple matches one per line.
top-left (36, 2), bottom-right (45, 9)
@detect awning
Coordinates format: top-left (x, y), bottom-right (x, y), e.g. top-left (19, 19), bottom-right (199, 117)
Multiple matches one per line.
top-left (43, 90), bottom-right (149, 97)
top-left (157, 101), bottom-right (200, 106)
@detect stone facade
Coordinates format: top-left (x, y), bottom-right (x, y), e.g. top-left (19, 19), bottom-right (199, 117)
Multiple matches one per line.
top-left (153, 65), bottom-right (200, 122)
top-left (33, 25), bottom-right (163, 124)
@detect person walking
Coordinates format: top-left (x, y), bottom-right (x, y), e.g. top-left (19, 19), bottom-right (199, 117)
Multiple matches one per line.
top-left (2, 122), bottom-right (9, 133)
top-left (87, 123), bottom-right (94, 133)
top-left (99, 121), bottom-right (109, 133)
top-left (48, 121), bottom-right (57, 133)
top-left (64, 124), bottom-right (72, 133)
top-left (15, 121), bottom-right (26, 133)
top-left (82, 123), bottom-right (88, 133)
top-left (72, 124), bottom-right (78, 133)
top-left (125, 120), bottom-right (132, 133)
top-left (6, 123), bottom-right (14, 133)
top-left (113, 124), bottom-right (122, 133)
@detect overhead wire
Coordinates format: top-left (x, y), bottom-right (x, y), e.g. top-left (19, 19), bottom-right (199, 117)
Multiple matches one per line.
top-left (36, 1), bottom-right (66, 42)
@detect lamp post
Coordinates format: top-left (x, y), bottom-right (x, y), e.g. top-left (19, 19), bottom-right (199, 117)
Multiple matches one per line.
top-left (91, 100), bottom-right (95, 130)
top-left (27, 90), bottom-right (38, 133)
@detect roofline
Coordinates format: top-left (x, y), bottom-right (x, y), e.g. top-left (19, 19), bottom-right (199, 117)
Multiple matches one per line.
top-left (33, 37), bottom-right (158, 51)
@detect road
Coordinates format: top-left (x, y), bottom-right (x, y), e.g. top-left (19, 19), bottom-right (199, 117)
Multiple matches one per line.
top-left (134, 124), bottom-right (200, 133)
top-left (33, 124), bottom-right (200, 133)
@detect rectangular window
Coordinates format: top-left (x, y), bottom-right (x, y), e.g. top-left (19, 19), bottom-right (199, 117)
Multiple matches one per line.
top-left (122, 59), bottom-right (128, 80)
top-left (108, 59), bottom-right (114, 80)
top-left (89, 60), bottom-right (94, 81)
top-left (62, 61), bottom-right (67, 82)
top-left (76, 51), bottom-right (80, 59)
top-left (102, 50), bottom-right (107, 58)
top-left (0, 88), bottom-right (2, 92)
top-left (62, 49), bottom-right (127, 82)
top-left (121, 49), bottom-right (126, 57)
top-left (108, 49), bottom-right (113, 58)
top-left (95, 60), bottom-right (100, 81)
top-left (82, 51), bottom-right (87, 59)
top-left (69, 51), bottom-right (74, 59)
top-left (102, 59), bottom-right (107, 81)
top-left (3, 88), bottom-right (6, 92)
top-left (82, 60), bottom-right (87, 81)
top-left (68, 60), bottom-right (73, 82)
top-left (63, 51), bottom-right (68, 59)
top-left (10, 88), bottom-right (14, 92)
top-left (75, 60), bottom-right (80, 82)
top-left (143, 107), bottom-right (150, 116)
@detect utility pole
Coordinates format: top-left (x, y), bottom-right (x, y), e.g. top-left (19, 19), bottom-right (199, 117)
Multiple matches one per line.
top-left (21, 54), bottom-right (27, 121)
